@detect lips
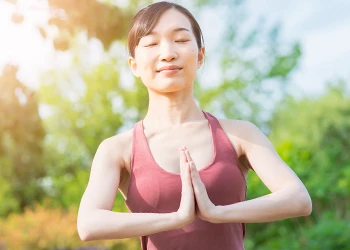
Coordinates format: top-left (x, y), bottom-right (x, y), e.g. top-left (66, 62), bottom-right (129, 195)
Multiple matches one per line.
top-left (157, 65), bottom-right (182, 72)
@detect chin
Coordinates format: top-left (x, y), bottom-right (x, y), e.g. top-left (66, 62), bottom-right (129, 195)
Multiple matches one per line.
top-left (148, 80), bottom-right (189, 92)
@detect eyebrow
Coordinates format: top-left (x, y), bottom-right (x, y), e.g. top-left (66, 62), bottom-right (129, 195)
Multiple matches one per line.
top-left (147, 27), bottom-right (190, 36)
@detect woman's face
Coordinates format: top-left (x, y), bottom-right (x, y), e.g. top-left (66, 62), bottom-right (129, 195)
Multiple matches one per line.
top-left (128, 9), bottom-right (204, 93)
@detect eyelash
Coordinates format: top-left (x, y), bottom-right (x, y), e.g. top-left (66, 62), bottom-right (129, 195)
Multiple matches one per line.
top-left (176, 40), bottom-right (189, 43)
top-left (145, 43), bottom-right (157, 47)
top-left (144, 40), bottom-right (190, 47)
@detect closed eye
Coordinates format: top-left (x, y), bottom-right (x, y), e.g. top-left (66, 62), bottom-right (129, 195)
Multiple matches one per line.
top-left (144, 43), bottom-right (158, 47)
top-left (176, 40), bottom-right (190, 43)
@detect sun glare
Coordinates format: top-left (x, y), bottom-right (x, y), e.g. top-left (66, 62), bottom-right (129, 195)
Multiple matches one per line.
top-left (0, 0), bottom-right (52, 87)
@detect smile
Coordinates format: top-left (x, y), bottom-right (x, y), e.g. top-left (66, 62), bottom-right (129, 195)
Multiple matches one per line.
top-left (156, 65), bottom-right (183, 75)
top-left (157, 68), bottom-right (182, 75)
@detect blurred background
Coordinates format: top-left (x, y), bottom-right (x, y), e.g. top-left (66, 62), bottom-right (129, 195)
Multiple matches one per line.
top-left (0, 0), bottom-right (349, 249)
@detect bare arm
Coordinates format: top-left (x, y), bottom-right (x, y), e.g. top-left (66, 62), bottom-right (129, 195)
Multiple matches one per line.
top-left (211, 121), bottom-right (312, 223)
top-left (77, 137), bottom-right (193, 241)
top-left (187, 120), bottom-right (312, 224)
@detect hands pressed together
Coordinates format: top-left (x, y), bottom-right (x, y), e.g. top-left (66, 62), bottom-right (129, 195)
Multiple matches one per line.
top-left (177, 146), bottom-right (218, 227)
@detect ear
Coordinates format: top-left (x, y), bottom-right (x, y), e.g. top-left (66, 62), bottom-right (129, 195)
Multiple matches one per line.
top-left (128, 56), bottom-right (140, 77)
top-left (197, 47), bottom-right (205, 69)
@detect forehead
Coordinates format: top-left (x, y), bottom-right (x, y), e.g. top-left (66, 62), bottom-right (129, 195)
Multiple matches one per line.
top-left (149, 8), bottom-right (193, 35)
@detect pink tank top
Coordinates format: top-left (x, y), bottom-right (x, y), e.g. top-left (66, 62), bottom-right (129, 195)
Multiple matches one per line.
top-left (125, 111), bottom-right (246, 250)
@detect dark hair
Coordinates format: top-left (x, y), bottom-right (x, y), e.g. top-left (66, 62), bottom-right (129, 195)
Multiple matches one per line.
top-left (127, 1), bottom-right (204, 58)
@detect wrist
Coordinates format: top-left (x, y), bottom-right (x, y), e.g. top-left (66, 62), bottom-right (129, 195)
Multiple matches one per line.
top-left (175, 210), bottom-right (196, 229)
top-left (206, 205), bottom-right (222, 224)
top-left (173, 212), bottom-right (188, 229)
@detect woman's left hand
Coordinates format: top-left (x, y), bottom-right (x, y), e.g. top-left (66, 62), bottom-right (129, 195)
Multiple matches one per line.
top-left (183, 148), bottom-right (218, 223)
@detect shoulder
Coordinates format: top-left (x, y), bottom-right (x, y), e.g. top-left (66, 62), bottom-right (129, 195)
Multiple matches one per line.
top-left (217, 118), bottom-right (263, 145)
top-left (217, 118), bottom-right (259, 136)
top-left (217, 118), bottom-right (269, 170)
top-left (218, 118), bottom-right (274, 155)
top-left (96, 126), bottom-right (134, 168)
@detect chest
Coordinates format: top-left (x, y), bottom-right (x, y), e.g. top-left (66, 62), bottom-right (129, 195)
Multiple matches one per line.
top-left (119, 120), bottom-right (248, 200)
top-left (124, 120), bottom-right (247, 212)
top-left (144, 123), bottom-right (214, 174)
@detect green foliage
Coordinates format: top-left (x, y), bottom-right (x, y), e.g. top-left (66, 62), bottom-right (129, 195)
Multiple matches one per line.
top-left (267, 44), bottom-right (301, 78)
top-left (38, 60), bottom-right (124, 207)
top-left (36, 47), bottom-right (149, 208)
top-left (194, 2), bottom-right (301, 126)
top-left (0, 175), bottom-right (19, 216)
top-left (0, 65), bottom-right (46, 216)
top-left (3, 0), bottom-right (347, 249)
top-left (298, 212), bottom-right (350, 250)
top-left (47, 0), bottom-right (134, 50)
top-left (269, 81), bottom-right (350, 207)
top-left (244, 81), bottom-right (350, 249)
top-left (245, 212), bottom-right (350, 250)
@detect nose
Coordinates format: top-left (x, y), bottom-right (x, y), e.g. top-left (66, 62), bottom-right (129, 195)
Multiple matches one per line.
top-left (159, 41), bottom-right (177, 61)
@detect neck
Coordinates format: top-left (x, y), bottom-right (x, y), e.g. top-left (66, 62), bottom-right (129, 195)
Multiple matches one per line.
top-left (143, 89), bottom-right (204, 130)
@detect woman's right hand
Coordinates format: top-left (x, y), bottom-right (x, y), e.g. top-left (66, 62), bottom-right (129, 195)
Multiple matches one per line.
top-left (176, 146), bottom-right (196, 228)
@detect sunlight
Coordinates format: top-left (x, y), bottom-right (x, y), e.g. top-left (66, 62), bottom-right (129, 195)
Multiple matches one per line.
top-left (0, 0), bottom-right (52, 87)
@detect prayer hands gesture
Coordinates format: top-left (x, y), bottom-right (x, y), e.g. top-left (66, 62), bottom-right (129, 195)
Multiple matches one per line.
top-left (177, 146), bottom-right (216, 227)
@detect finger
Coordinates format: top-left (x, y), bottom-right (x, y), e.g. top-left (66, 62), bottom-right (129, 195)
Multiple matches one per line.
top-left (183, 162), bottom-right (193, 191)
top-left (179, 148), bottom-right (186, 177)
top-left (184, 149), bottom-right (194, 163)
top-left (189, 162), bottom-right (205, 193)
top-left (195, 199), bottom-right (199, 214)
top-left (180, 150), bottom-right (192, 186)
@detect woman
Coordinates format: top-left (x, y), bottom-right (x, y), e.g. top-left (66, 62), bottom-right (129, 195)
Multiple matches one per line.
top-left (77, 2), bottom-right (312, 249)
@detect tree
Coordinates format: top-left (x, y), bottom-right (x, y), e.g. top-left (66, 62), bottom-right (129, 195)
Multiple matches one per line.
top-left (194, 1), bottom-right (301, 126)
top-left (0, 64), bottom-right (46, 216)
top-left (37, 58), bottom-right (148, 209)
top-left (1, 1), bottom-right (308, 248)
top-left (5, 0), bottom-right (301, 127)
top-left (244, 80), bottom-right (350, 249)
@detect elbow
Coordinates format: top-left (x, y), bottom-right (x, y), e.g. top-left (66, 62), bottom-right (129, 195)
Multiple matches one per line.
top-left (296, 189), bottom-right (312, 217)
top-left (77, 216), bottom-right (95, 241)
top-left (77, 222), bottom-right (90, 241)
top-left (78, 229), bottom-right (90, 242)
top-left (301, 196), bottom-right (312, 216)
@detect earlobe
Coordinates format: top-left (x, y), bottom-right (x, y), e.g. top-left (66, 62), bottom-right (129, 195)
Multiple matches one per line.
top-left (198, 47), bottom-right (205, 68)
top-left (128, 56), bottom-right (140, 77)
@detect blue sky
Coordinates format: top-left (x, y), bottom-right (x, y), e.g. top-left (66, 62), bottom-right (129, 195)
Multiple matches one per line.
top-left (245, 0), bottom-right (350, 95)
top-left (0, 0), bottom-right (349, 97)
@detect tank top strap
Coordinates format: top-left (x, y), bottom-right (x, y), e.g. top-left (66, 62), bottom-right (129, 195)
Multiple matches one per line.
top-left (202, 111), bottom-right (238, 159)
top-left (130, 120), bottom-right (153, 172)
top-left (131, 111), bottom-right (238, 171)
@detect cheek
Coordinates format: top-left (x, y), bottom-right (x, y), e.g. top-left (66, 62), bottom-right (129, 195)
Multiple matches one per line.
top-left (187, 49), bottom-right (199, 68)
top-left (135, 59), bottom-right (151, 75)
top-left (135, 49), bottom-right (152, 68)
top-left (139, 53), bottom-right (156, 70)
top-left (189, 47), bottom-right (199, 61)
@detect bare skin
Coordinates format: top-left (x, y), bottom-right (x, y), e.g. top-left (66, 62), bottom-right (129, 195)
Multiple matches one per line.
top-left (77, 8), bottom-right (311, 241)
top-left (117, 118), bottom-right (249, 199)
top-left (77, 116), bottom-right (311, 241)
